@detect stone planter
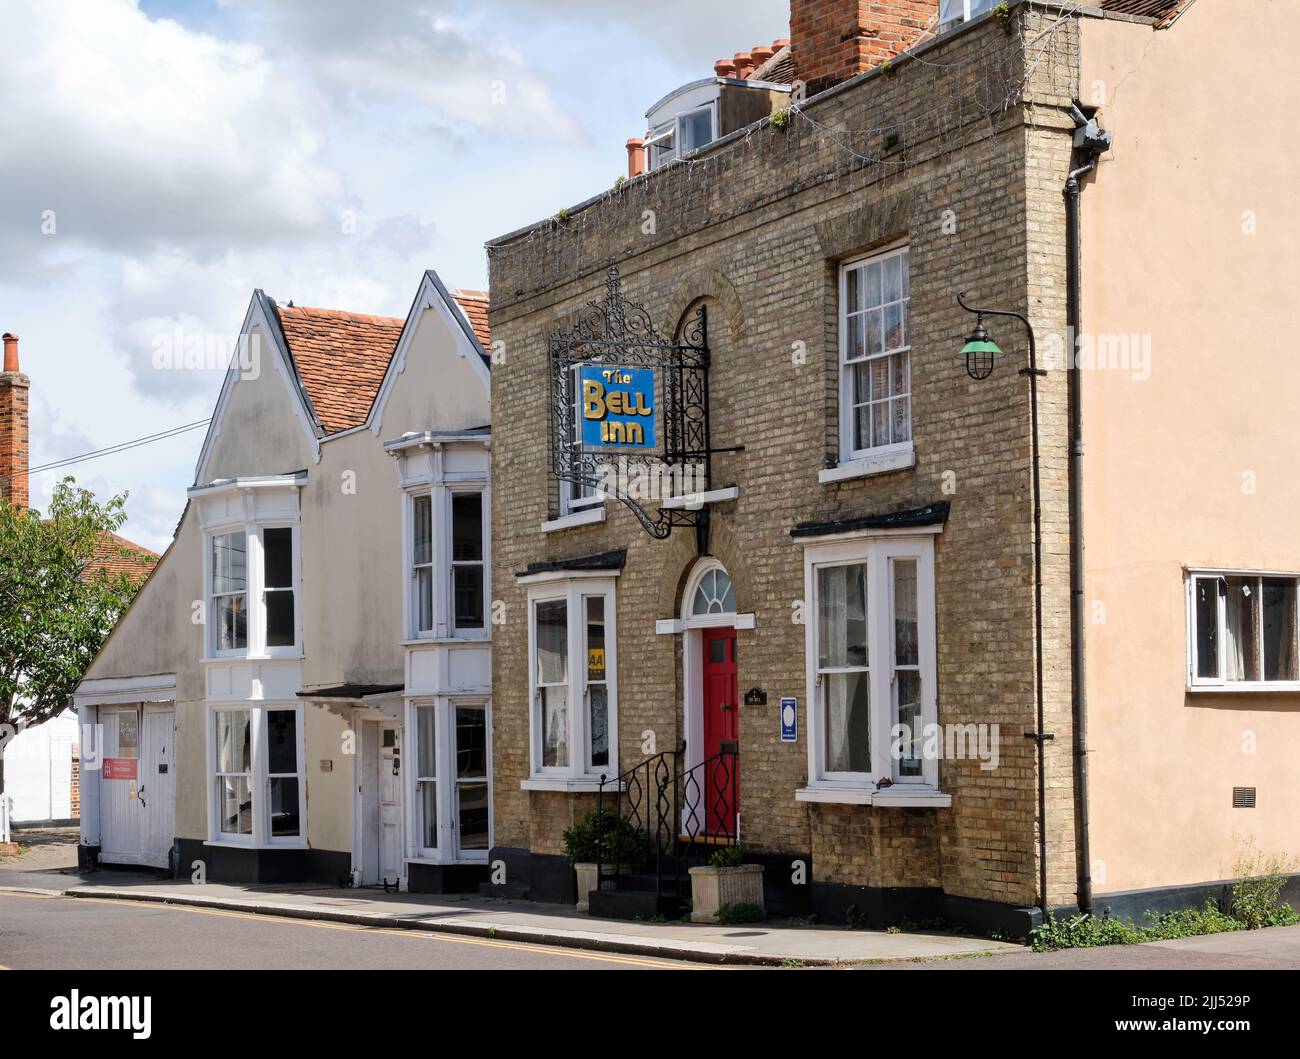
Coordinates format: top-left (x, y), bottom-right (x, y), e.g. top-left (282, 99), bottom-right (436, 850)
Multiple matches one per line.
top-left (573, 863), bottom-right (599, 912)
top-left (688, 863), bottom-right (766, 923)
top-left (574, 863), bottom-right (634, 911)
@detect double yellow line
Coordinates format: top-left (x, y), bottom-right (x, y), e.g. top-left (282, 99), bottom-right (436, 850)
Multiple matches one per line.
top-left (3, 892), bottom-right (709, 969)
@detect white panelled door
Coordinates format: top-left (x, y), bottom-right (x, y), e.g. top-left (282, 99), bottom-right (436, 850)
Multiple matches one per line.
top-left (98, 705), bottom-right (175, 869)
top-left (378, 723), bottom-right (402, 883)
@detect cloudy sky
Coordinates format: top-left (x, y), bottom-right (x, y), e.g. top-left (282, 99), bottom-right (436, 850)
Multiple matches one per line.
top-left (0, 0), bottom-right (788, 551)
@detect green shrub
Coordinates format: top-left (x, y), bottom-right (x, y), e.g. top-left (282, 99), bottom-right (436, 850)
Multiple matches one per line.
top-left (716, 902), bottom-right (764, 925)
top-left (561, 809), bottom-right (647, 869)
top-left (770, 108), bottom-right (791, 130)
top-left (708, 844), bottom-right (744, 869)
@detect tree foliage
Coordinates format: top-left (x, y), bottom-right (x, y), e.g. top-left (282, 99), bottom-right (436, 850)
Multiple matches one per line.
top-left (0, 479), bottom-right (145, 746)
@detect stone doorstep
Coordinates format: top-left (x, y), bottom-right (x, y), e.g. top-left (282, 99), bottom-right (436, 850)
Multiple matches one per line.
top-left (43, 885), bottom-right (1017, 967)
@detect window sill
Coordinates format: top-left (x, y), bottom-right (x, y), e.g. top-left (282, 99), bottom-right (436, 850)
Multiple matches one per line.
top-left (795, 785), bottom-right (950, 808)
top-left (1186, 682), bottom-right (1300, 694)
top-left (203, 652), bottom-right (304, 664)
top-left (521, 776), bottom-right (624, 793)
top-left (401, 636), bottom-right (491, 647)
top-left (541, 506), bottom-right (607, 533)
top-left (818, 445), bottom-right (915, 484)
top-left (659, 486), bottom-right (739, 510)
top-left (203, 839), bottom-right (309, 851)
top-left (404, 854), bottom-right (490, 867)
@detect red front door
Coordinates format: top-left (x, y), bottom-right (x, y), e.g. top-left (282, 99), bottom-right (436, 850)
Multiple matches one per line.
top-left (701, 627), bottom-right (739, 837)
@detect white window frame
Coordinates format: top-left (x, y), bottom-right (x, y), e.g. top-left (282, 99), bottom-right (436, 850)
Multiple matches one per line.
top-left (1186, 569), bottom-right (1300, 692)
top-left (560, 364), bottom-right (603, 517)
top-left (206, 701), bottom-right (306, 848)
top-left (940, 0), bottom-right (997, 29)
top-left (205, 522), bottom-right (301, 660)
top-left (411, 493), bottom-right (435, 636)
top-left (800, 533), bottom-right (938, 797)
top-left (836, 244), bottom-right (913, 474)
top-left (449, 489), bottom-right (488, 638)
top-left (406, 696), bottom-right (492, 864)
top-left (404, 485), bottom-right (491, 642)
top-left (646, 102), bottom-right (718, 171)
top-left (525, 576), bottom-right (619, 784)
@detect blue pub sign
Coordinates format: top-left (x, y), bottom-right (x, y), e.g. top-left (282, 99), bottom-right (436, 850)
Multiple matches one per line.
top-left (579, 365), bottom-right (655, 449)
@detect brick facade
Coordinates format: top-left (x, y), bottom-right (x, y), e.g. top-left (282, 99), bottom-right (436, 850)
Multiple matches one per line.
top-left (487, 8), bottom-right (1085, 921)
top-left (0, 333), bottom-right (30, 510)
top-left (790, 0), bottom-right (938, 95)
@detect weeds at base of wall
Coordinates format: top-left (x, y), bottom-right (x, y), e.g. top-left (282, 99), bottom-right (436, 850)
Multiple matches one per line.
top-left (1031, 899), bottom-right (1298, 953)
top-left (1034, 846), bottom-right (1299, 951)
top-left (715, 902), bottom-right (764, 925)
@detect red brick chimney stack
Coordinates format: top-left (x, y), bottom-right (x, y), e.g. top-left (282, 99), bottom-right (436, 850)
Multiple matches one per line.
top-left (0, 332), bottom-right (29, 511)
top-left (790, 0), bottom-right (935, 97)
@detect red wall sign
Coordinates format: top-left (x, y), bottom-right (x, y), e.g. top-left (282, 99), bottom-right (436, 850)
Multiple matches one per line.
top-left (102, 757), bottom-right (137, 780)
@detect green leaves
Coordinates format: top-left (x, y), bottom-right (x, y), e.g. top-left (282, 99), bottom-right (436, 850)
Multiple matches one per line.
top-left (0, 478), bottom-right (144, 742)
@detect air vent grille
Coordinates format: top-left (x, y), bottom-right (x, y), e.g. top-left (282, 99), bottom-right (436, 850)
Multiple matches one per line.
top-left (1232, 786), bottom-right (1257, 808)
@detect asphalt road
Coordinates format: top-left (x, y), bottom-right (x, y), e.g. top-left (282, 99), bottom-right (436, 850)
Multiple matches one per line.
top-left (0, 891), bottom-right (703, 971)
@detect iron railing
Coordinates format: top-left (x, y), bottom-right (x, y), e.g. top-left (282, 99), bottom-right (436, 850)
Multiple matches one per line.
top-left (595, 744), bottom-right (681, 897)
top-left (595, 744), bottom-right (739, 908)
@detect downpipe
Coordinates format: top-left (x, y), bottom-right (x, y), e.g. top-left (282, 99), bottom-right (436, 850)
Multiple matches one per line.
top-left (1064, 107), bottom-right (1107, 915)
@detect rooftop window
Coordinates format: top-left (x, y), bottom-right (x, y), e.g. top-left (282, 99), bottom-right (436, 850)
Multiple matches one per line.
top-left (939, 0), bottom-right (999, 28)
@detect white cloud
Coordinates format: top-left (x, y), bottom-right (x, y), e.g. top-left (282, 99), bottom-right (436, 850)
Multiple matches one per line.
top-left (0, 0), bottom-right (347, 273)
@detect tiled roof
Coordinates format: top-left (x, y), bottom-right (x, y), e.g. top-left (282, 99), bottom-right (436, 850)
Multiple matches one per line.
top-left (274, 304), bottom-right (405, 434)
top-left (451, 289), bottom-right (491, 354)
top-left (1101, 0), bottom-right (1196, 25)
top-left (85, 530), bottom-right (158, 584)
top-left (752, 44), bottom-right (795, 86)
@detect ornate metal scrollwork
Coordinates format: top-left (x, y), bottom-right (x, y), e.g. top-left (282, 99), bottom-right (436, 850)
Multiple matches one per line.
top-left (548, 266), bottom-right (710, 540)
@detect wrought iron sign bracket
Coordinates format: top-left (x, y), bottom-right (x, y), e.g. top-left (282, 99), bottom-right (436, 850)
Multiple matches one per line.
top-left (548, 266), bottom-right (713, 544)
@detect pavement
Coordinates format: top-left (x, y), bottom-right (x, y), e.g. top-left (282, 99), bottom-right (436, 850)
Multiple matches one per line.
top-left (4, 831), bottom-right (1299, 969)
top-left (0, 832), bottom-right (1017, 967)
top-left (0, 890), bottom-right (698, 970)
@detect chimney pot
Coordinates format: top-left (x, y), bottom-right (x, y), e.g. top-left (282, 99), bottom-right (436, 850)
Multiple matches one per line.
top-left (714, 58), bottom-right (736, 78)
top-left (751, 44), bottom-right (775, 67)
top-left (733, 51), bottom-right (754, 78)
top-left (2, 332), bottom-right (16, 373)
top-left (626, 137), bottom-right (647, 179)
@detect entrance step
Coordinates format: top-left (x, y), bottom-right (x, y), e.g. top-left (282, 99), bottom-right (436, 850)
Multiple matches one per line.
top-left (588, 887), bottom-right (681, 921)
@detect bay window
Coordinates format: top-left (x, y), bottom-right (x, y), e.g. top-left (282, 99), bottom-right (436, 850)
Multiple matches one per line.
top-left (1188, 571), bottom-right (1300, 689)
top-left (409, 699), bottom-right (491, 860)
top-left (211, 532), bottom-right (247, 651)
top-left (526, 577), bottom-right (619, 783)
top-left (207, 524), bottom-right (299, 657)
top-left (801, 534), bottom-right (937, 795)
top-left (407, 487), bottom-right (488, 639)
top-left (832, 245), bottom-right (913, 479)
top-left (209, 703), bottom-right (304, 845)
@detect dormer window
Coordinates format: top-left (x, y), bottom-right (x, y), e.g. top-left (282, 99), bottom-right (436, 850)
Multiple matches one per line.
top-left (940, 0), bottom-right (997, 28)
top-left (647, 102), bottom-right (717, 171)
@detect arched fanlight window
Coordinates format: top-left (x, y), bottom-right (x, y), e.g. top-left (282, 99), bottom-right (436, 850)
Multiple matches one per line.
top-left (691, 566), bottom-right (736, 616)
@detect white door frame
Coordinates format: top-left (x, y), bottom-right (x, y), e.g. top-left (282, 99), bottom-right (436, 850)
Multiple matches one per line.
top-left (350, 707), bottom-right (406, 889)
top-left (97, 702), bottom-right (176, 868)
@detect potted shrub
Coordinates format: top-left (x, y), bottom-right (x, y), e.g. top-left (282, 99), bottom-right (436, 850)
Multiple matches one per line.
top-left (689, 845), bottom-right (765, 923)
top-left (562, 808), bottom-right (646, 912)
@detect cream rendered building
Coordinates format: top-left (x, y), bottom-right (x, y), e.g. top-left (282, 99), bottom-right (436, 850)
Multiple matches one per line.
top-left (74, 273), bottom-right (494, 892)
top-left (1077, 0), bottom-right (1300, 909)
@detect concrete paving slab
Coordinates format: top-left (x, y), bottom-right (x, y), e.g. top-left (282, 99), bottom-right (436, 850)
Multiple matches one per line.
top-left (8, 874), bottom-right (1020, 966)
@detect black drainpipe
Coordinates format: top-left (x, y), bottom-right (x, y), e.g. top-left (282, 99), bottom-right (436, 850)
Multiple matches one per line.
top-left (1065, 103), bottom-right (1109, 915)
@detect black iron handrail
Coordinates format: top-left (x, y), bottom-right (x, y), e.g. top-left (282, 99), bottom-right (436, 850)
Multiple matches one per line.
top-left (670, 749), bottom-right (739, 900)
top-left (595, 744), bottom-right (682, 897)
top-left (592, 744), bottom-right (739, 910)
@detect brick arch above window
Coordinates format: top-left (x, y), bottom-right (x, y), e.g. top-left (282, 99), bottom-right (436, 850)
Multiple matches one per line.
top-left (665, 268), bottom-right (745, 343)
top-left (814, 191), bottom-right (916, 261)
